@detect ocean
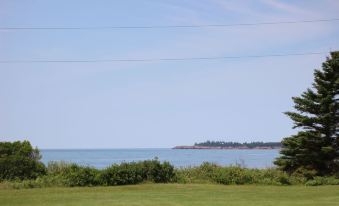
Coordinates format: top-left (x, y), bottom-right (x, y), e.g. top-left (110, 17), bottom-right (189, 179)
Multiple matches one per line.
top-left (41, 148), bottom-right (280, 168)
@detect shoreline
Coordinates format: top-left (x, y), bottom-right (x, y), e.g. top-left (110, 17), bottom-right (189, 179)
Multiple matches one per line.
top-left (173, 146), bottom-right (281, 150)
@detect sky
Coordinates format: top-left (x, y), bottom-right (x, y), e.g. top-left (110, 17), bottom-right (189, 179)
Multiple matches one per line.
top-left (0, 0), bottom-right (339, 148)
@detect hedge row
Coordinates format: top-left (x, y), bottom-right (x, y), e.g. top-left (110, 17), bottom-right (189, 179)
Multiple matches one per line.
top-left (2, 161), bottom-right (339, 189)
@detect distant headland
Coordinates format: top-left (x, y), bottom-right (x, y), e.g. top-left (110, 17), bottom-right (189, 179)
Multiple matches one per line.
top-left (173, 141), bottom-right (282, 150)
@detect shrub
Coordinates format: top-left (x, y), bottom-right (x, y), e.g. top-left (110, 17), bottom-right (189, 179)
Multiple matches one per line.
top-left (100, 162), bottom-right (143, 186)
top-left (174, 162), bottom-right (219, 184)
top-left (212, 166), bottom-right (254, 185)
top-left (291, 167), bottom-right (318, 180)
top-left (47, 161), bottom-right (73, 175)
top-left (212, 167), bottom-right (292, 185)
top-left (0, 141), bottom-right (46, 180)
top-left (174, 167), bottom-right (199, 184)
top-left (175, 164), bottom-right (293, 185)
top-left (305, 176), bottom-right (339, 186)
top-left (63, 165), bottom-right (100, 187)
top-left (46, 162), bottom-right (100, 187)
top-left (100, 159), bottom-right (175, 186)
top-left (257, 168), bottom-right (291, 185)
top-left (140, 160), bottom-right (175, 183)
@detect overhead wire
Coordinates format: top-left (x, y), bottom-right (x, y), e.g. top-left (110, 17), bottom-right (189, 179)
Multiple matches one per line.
top-left (0, 18), bottom-right (338, 30)
top-left (0, 51), bottom-right (332, 64)
top-left (0, 18), bottom-right (337, 64)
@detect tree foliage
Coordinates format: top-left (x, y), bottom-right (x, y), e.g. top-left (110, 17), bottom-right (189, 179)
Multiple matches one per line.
top-left (0, 140), bottom-right (46, 180)
top-left (275, 51), bottom-right (339, 175)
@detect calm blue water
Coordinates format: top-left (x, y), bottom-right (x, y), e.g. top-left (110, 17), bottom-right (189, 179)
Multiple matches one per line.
top-left (41, 149), bottom-right (280, 168)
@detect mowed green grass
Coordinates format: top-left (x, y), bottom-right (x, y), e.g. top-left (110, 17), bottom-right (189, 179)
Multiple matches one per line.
top-left (1, 184), bottom-right (338, 206)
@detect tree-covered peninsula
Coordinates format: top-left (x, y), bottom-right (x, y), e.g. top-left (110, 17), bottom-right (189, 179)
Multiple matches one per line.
top-left (174, 141), bottom-right (282, 149)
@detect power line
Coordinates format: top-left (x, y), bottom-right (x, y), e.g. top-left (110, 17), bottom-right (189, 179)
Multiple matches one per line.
top-left (0, 51), bottom-right (331, 64)
top-left (1, 18), bottom-right (339, 30)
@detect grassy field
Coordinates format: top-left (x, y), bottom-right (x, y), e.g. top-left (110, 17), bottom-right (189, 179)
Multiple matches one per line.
top-left (1, 184), bottom-right (339, 206)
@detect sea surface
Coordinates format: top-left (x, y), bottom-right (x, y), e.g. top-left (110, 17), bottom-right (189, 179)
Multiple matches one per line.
top-left (41, 149), bottom-right (280, 168)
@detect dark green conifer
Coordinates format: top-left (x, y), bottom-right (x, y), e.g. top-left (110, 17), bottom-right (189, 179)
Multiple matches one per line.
top-left (275, 51), bottom-right (338, 175)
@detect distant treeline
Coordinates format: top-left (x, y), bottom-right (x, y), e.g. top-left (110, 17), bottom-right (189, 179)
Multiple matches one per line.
top-left (194, 141), bottom-right (282, 148)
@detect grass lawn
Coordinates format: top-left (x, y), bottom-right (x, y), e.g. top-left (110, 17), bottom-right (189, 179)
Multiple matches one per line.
top-left (1, 184), bottom-right (338, 206)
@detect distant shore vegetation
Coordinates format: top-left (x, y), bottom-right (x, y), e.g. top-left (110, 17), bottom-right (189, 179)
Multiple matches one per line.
top-left (173, 141), bottom-right (282, 149)
top-left (194, 141), bottom-right (281, 148)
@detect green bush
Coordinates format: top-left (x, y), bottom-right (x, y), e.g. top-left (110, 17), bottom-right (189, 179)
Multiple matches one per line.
top-left (47, 162), bottom-right (100, 187)
top-left (212, 166), bottom-right (254, 185)
top-left (175, 162), bottom-right (218, 184)
top-left (100, 159), bottom-right (175, 186)
top-left (43, 159), bottom-right (175, 187)
top-left (63, 165), bottom-right (100, 187)
top-left (0, 141), bottom-right (46, 180)
top-left (291, 167), bottom-right (318, 180)
top-left (305, 176), bottom-right (339, 186)
top-left (140, 160), bottom-right (175, 183)
top-left (174, 167), bottom-right (197, 184)
top-left (175, 164), bottom-right (293, 185)
top-left (100, 162), bottom-right (143, 185)
top-left (47, 161), bottom-right (73, 175)
top-left (256, 168), bottom-right (291, 185)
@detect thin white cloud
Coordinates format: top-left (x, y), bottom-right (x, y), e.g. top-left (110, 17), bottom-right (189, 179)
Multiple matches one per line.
top-left (211, 0), bottom-right (264, 19)
top-left (260, 0), bottom-right (310, 15)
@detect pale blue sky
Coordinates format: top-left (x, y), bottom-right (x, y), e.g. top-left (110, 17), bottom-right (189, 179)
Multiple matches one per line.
top-left (1, 0), bottom-right (339, 148)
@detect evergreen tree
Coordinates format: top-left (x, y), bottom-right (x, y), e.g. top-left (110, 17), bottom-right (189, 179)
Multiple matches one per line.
top-left (274, 51), bottom-right (339, 176)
